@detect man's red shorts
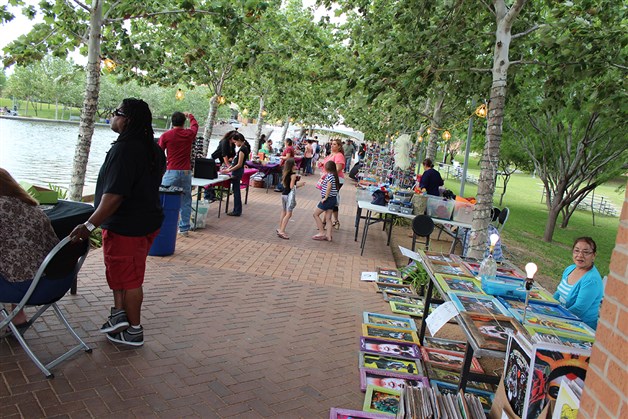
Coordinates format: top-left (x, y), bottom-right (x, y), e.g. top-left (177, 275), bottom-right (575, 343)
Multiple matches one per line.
top-left (102, 229), bottom-right (159, 290)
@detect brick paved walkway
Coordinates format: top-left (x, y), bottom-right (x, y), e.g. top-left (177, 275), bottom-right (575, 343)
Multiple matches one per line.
top-left (1, 177), bottom-right (404, 418)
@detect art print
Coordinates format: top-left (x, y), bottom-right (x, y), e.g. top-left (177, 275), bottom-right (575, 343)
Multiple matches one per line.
top-left (359, 337), bottom-right (421, 360)
top-left (434, 274), bottom-right (484, 294)
top-left (525, 325), bottom-right (594, 350)
top-left (329, 407), bottom-right (392, 419)
top-left (522, 344), bottom-right (590, 419)
top-left (378, 268), bottom-right (401, 278)
top-left (424, 337), bottom-right (467, 353)
top-left (362, 324), bottom-right (420, 344)
top-left (496, 296), bottom-right (582, 322)
top-left (526, 287), bottom-right (559, 303)
top-left (430, 263), bottom-right (471, 277)
top-left (363, 312), bottom-right (417, 331)
top-left (431, 381), bottom-right (494, 412)
top-left (374, 283), bottom-right (415, 295)
top-left (521, 314), bottom-right (595, 337)
top-left (425, 364), bottom-right (492, 391)
top-left (363, 385), bottom-right (401, 416)
top-left (389, 301), bottom-right (428, 317)
top-left (461, 312), bottom-right (527, 352)
top-left (448, 292), bottom-right (511, 316)
top-left (423, 252), bottom-right (456, 263)
top-left (359, 352), bottom-right (421, 375)
top-left (381, 291), bottom-right (423, 306)
top-left (503, 334), bottom-right (532, 417)
top-left (420, 347), bottom-right (483, 373)
top-left (359, 368), bottom-right (428, 392)
top-left (375, 276), bottom-right (403, 285)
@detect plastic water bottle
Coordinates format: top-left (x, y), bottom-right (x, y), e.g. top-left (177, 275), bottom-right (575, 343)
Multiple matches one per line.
top-left (479, 251), bottom-right (497, 288)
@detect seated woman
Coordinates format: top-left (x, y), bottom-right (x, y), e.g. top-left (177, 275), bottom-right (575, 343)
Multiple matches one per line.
top-left (0, 168), bottom-right (60, 332)
top-left (553, 237), bottom-right (604, 330)
top-left (260, 139), bottom-right (274, 158)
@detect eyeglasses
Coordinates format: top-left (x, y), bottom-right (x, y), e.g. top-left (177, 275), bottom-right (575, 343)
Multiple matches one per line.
top-left (112, 108), bottom-right (125, 117)
top-left (572, 249), bottom-right (594, 256)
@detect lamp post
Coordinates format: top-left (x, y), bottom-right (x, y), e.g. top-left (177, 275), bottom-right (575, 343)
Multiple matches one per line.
top-left (522, 262), bottom-right (538, 323)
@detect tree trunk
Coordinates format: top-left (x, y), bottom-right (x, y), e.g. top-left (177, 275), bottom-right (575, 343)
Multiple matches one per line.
top-left (499, 173), bottom-right (510, 206)
top-left (202, 95), bottom-right (218, 157)
top-left (543, 205), bottom-right (561, 242)
top-left (280, 117), bottom-right (290, 142)
top-left (253, 96), bottom-right (265, 155)
top-left (467, 0), bottom-right (526, 258)
top-left (426, 94), bottom-right (444, 161)
top-left (69, 1), bottom-right (102, 201)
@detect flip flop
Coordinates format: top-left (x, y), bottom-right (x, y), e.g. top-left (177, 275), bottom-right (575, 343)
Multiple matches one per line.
top-left (312, 235), bottom-right (327, 241)
top-left (278, 232), bottom-right (290, 240)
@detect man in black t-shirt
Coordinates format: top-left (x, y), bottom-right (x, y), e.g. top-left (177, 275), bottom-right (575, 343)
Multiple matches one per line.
top-left (70, 98), bottom-right (166, 347)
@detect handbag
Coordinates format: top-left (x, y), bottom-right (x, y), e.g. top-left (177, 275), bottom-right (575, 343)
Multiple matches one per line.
top-left (371, 189), bottom-right (388, 206)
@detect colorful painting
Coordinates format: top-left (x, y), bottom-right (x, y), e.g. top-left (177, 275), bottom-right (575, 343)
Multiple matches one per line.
top-left (521, 314), bottom-right (595, 338)
top-left (378, 268), bottom-right (401, 278)
top-left (361, 324), bottom-right (420, 344)
top-left (374, 276), bottom-right (403, 285)
top-left (389, 301), bottom-right (429, 317)
top-left (461, 312), bottom-right (527, 352)
top-left (525, 325), bottom-right (594, 350)
top-left (525, 287), bottom-right (559, 304)
top-left (359, 352), bottom-right (421, 375)
top-left (424, 337), bottom-right (467, 353)
top-left (329, 407), bottom-right (392, 419)
top-left (374, 283), bottom-right (415, 294)
top-left (381, 291), bottom-right (423, 306)
top-left (430, 262), bottom-right (472, 277)
top-left (448, 292), bottom-right (511, 316)
top-left (522, 344), bottom-right (590, 419)
top-left (434, 274), bottom-right (484, 295)
top-left (363, 312), bottom-right (417, 331)
top-left (363, 385), bottom-right (401, 416)
top-left (424, 364), bottom-right (493, 391)
top-left (420, 347), bottom-right (483, 373)
top-left (359, 368), bottom-right (428, 392)
top-left (503, 334), bottom-right (532, 417)
top-left (359, 337), bottom-right (421, 360)
top-left (431, 381), bottom-right (494, 412)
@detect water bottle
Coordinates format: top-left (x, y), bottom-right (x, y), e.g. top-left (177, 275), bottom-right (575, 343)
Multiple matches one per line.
top-left (479, 251), bottom-right (497, 289)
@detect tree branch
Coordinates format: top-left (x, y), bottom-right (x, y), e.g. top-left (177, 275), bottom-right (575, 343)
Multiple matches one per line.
top-left (512, 24), bottom-right (544, 39)
top-left (480, 0), bottom-right (495, 16)
top-left (69, 0), bottom-right (90, 13)
top-left (510, 59), bottom-right (544, 66)
top-left (610, 62), bottom-right (628, 70)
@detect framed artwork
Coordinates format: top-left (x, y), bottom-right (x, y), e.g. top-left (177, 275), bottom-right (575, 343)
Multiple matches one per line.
top-left (553, 383), bottom-right (581, 419)
top-left (508, 306), bottom-right (579, 323)
top-left (461, 312), bottom-right (527, 352)
top-left (415, 249), bottom-right (459, 264)
top-left (448, 292), bottom-right (511, 316)
top-left (420, 347), bottom-right (483, 373)
top-left (430, 381), bottom-right (494, 413)
top-left (329, 407), bottom-right (392, 419)
top-left (424, 363), bottom-right (493, 391)
top-left (363, 312), bottom-right (417, 331)
top-left (430, 262), bottom-right (473, 277)
top-left (525, 325), bottom-right (594, 350)
top-left (359, 337), bottom-right (421, 360)
top-left (424, 337), bottom-right (467, 353)
top-left (374, 276), bottom-right (403, 285)
top-left (464, 262), bottom-right (525, 279)
top-left (503, 333), bottom-right (533, 417)
top-left (520, 314), bottom-right (595, 337)
top-left (378, 268), bottom-right (401, 278)
top-left (389, 301), bottom-right (428, 318)
top-left (525, 287), bottom-right (559, 304)
top-left (363, 384), bottom-right (402, 416)
top-left (359, 352), bottom-right (421, 375)
top-left (522, 343), bottom-right (590, 419)
top-left (381, 291), bottom-right (423, 306)
top-left (373, 283), bottom-right (415, 294)
top-left (434, 274), bottom-right (484, 295)
top-left (362, 324), bottom-right (420, 344)
top-left (359, 368), bottom-right (428, 392)
top-left (497, 296), bottom-right (564, 316)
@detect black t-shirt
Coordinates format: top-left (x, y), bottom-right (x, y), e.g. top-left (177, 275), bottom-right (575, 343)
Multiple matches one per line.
top-left (95, 139), bottom-right (166, 236)
top-left (211, 136), bottom-right (236, 161)
top-left (230, 144), bottom-right (250, 178)
top-left (282, 171), bottom-right (295, 195)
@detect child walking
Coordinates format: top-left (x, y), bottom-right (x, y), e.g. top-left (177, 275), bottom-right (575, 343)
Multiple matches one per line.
top-left (277, 158), bottom-right (305, 239)
top-left (312, 160), bottom-right (339, 242)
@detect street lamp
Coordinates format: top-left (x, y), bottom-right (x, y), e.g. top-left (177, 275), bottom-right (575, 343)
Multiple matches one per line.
top-left (175, 89), bottom-right (184, 101)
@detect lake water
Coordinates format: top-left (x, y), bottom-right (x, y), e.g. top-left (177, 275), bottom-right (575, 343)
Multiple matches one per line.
top-left (0, 118), bottom-right (221, 192)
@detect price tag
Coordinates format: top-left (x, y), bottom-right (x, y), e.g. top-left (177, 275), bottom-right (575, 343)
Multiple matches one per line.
top-left (425, 301), bottom-right (459, 336)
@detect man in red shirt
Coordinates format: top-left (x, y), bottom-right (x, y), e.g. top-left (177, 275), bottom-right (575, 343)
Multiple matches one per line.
top-left (158, 112), bottom-right (199, 236)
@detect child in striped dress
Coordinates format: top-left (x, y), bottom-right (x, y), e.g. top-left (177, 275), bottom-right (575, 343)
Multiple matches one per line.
top-left (312, 160), bottom-right (339, 242)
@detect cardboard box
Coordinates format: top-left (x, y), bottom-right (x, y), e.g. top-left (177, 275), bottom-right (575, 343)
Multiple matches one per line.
top-left (19, 182), bottom-right (58, 204)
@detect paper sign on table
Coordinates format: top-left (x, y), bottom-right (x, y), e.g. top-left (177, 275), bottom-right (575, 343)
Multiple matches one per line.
top-left (361, 272), bottom-right (378, 281)
top-left (398, 246), bottom-right (423, 262)
top-left (425, 301), bottom-right (459, 336)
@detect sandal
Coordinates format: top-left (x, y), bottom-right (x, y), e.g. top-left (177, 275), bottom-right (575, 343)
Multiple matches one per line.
top-left (332, 221), bottom-right (340, 230)
top-left (277, 232), bottom-right (290, 240)
top-left (312, 235), bottom-right (327, 241)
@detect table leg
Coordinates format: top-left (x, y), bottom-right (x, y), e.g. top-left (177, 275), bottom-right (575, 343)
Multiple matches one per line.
top-left (418, 279), bottom-right (435, 345)
top-left (192, 186), bottom-right (202, 230)
top-left (360, 210), bottom-right (372, 256)
top-left (458, 343), bottom-right (475, 392)
top-left (386, 214), bottom-right (394, 246)
top-left (354, 207), bottom-right (362, 242)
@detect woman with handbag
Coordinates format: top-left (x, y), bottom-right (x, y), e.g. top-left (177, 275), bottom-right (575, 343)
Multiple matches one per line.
top-left (276, 158), bottom-right (305, 240)
top-left (316, 139), bottom-right (345, 229)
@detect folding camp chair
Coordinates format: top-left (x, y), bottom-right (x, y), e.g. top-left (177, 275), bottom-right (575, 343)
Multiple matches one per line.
top-left (0, 237), bottom-right (91, 378)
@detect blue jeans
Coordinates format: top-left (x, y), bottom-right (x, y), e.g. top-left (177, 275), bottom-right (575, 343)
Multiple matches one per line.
top-left (231, 175), bottom-right (243, 215)
top-left (162, 170), bottom-right (192, 232)
top-left (345, 155), bottom-right (352, 172)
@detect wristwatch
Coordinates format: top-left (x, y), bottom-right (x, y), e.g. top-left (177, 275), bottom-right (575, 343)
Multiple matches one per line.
top-left (83, 221), bottom-right (96, 232)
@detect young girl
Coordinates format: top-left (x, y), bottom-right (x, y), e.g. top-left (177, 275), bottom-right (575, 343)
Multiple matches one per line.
top-left (277, 158), bottom-right (305, 239)
top-left (312, 160), bottom-right (339, 242)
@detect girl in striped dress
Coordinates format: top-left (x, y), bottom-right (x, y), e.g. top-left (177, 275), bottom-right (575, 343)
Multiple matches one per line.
top-left (312, 160), bottom-right (339, 242)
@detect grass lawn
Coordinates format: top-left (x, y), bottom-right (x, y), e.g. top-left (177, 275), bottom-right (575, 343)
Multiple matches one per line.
top-left (440, 155), bottom-right (623, 290)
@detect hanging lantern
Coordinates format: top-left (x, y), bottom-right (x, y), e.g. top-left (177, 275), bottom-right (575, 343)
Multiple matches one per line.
top-left (242, 108), bottom-right (249, 116)
top-left (103, 58), bottom-right (116, 72)
top-left (427, 128), bottom-right (431, 134)
top-left (442, 130), bottom-right (451, 141)
top-left (175, 89), bottom-right (184, 101)
top-left (418, 136), bottom-right (423, 143)
top-left (217, 96), bottom-right (226, 105)
top-left (261, 110), bottom-right (268, 117)
top-left (289, 117), bottom-right (294, 123)
top-left (475, 103), bottom-right (488, 118)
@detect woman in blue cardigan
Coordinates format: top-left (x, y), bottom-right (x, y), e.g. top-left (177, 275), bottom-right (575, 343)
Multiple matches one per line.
top-left (553, 237), bottom-right (604, 330)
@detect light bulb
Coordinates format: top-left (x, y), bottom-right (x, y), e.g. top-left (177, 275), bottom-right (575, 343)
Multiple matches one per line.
top-left (525, 263), bottom-right (538, 279)
top-left (489, 233), bottom-right (500, 247)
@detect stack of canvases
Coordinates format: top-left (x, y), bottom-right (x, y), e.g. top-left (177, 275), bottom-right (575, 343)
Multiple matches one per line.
top-left (499, 333), bottom-right (589, 419)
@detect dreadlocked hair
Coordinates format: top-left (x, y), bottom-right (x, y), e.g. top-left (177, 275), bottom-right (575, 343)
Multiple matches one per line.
top-left (117, 98), bottom-right (159, 173)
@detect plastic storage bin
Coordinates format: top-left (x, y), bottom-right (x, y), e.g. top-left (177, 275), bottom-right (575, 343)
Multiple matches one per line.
top-left (452, 200), bottom-right (474, 223)
top-left (400, 202), bottom-right (414, 215)
top-left (481, 276), bottom-right (526, 298)
top-left (388, 200), bottom-right (402, 212)
top-left (393, 189), bottom-right (414, 203)
top-left (149, 188), bottom-right (183, 256)
top-left (426, 196), bottom-right (455, 220)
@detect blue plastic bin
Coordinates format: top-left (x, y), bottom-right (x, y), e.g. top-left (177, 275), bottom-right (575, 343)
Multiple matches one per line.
top-left (149, 189), bottom-right (183, 256)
